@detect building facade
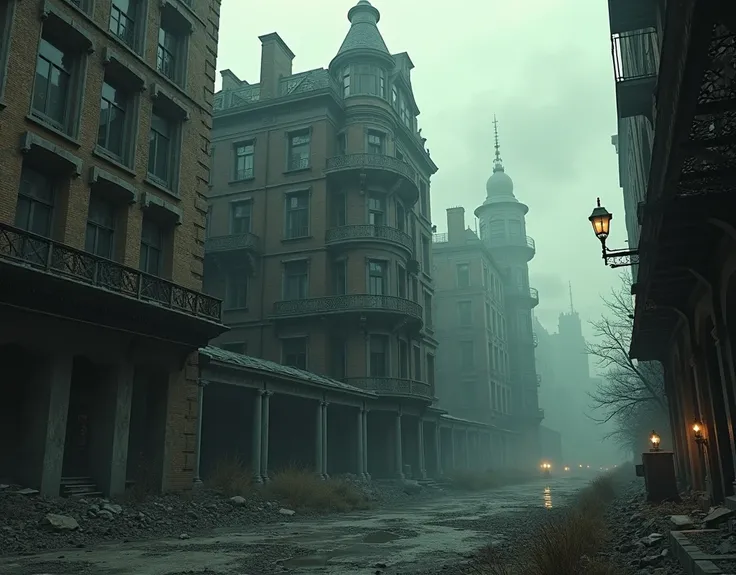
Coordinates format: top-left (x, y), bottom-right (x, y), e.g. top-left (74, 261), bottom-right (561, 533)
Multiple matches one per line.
top-left (0, 0), bottom-right (224, 496)
top-left (607, 0), bottom-right (736, 503)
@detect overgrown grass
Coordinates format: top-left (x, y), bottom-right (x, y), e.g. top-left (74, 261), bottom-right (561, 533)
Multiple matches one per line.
top-left (470, 474), bottom-right (624, 575)
top-left (206, 456), bottom-right (253, 497)
top-left (263, 467), bottom-right (371, 512)
top-left (445, 469), bottom-right (536, 491)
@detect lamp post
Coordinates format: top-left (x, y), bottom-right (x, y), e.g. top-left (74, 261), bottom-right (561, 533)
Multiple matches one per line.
top-left (588, 198), bottom-right (640, 268)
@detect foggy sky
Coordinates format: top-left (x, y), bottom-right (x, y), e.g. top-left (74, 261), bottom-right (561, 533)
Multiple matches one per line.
top-left (216, 0), bottom-right (627, 352)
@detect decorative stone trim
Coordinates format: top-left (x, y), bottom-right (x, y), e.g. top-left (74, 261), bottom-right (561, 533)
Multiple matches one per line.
top-left (20, 131), bottom-right (83, 177)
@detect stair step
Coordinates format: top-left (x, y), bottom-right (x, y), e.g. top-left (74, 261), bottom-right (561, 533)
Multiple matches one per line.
top-left (61, 477), bottom-right (95, 485)
top-left (68, 491), bottom-right (102, 498)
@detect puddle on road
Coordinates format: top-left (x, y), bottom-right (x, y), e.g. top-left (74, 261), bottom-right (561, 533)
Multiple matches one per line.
top-left (282, 530), bottom-right (403, 569)
top-left (363, 530), bottom-right (401, 544)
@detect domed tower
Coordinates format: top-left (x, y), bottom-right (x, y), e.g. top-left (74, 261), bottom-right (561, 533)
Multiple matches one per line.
top-left (474, 118), bottom-right (542, 461)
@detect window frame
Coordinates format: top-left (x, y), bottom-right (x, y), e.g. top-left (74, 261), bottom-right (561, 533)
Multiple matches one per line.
top-left (224, 268), bottom-right (248, 310)
top-left (281, 337), bottom-right (308, 370)
top-left (456, 263), bottom-right (470, 288)
top-left (233, 141), bottom-right (255, 180)
top-left (367, 193), bottom-right (386, 226)
top-left (139, 217), bottom-right (164, 276)
top-left (286, 128), bottom-right (311, 171)
top-left (282, 259), bottom-right (309, 300)
top-left (15, 166), bottom-right (56, 239)
top-left (368, 334), bottom-right (389, 378)
top-left (85, 194), bottom-right (116, 260)
top-left (367, 259), bottom-right (388, 296)
top-left (97, 76), bottom-right (133, 163)
top-left (109, 0), bottom-right (140, 50)
top-left (283, 189), bottom-right (310, 239)
top-left (365, 130), bottom-right (385, 155)
top-left (147, 100), bottom-right (184, 194)
top-left (423, 290), bottom-right (433, 328)
top-left (156, 5), bottom-right (191, 87)
top-left (457, 301), bottom-right (472, 326)
top-left (229, 199), bottom-right (252, 234)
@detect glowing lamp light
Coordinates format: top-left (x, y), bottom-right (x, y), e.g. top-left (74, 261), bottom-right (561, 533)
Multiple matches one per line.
top-left (589, 198), bottom-right (613, 242)
top-left (692, 421), bottom-right (707, 445)
top-left (564, 466), bottom-right (570, 472)
top-left (578, 464), bottom-right (583, 468)
top-left (650, 430), bottom-right (661, 451)
top-left (540, 462), bottom-right (551, 470)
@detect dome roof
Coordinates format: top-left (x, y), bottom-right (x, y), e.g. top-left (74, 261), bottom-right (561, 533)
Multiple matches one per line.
top-left (486, 165), bottom-right (515, 199)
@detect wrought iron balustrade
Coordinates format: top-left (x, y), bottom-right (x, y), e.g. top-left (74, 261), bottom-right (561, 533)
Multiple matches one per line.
top-left (0, 223), bottom-right (222, 321)
top-left (205, 232), bottom-right (260, 254)
top-left (326, 225), bottom-right (413, 251)
top-left (526, 235), bottom-right (535, 250)
top-left (529, 287), bottom-right (539, 302)
top-left (325, 153), bottom-right (417, 182)
top-left (272, 294), bottom-right (422, 322)
top-left (432, 232), bottom-right (448, 243)
top-left (343, 377), bottom-right (433, 400)
top-left (611, 28), bottom-right (659, 83)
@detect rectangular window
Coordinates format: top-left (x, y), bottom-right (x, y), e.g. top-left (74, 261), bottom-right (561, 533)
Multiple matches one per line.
top-left (366, 131), bottom-right (384, 154)
top-left (284, 191), bottom-right (309, 238)
top-left (15, 167), bottom-right (55, 238)
top-left (109, 0), bottom-right (138, 48)
top-left (287, 130), bottom-right (310, 170)
top-left (33, 37), bottom-right (73, 130)
top-left (282, 337), bottom-right (307, 370)
top-left (97, 79), bottom-right (129, 160)
top-left (332, 260), bottom-right (346, 295)
top-left (378, 69), bottom-right (386, 98)
top-left (369, 335), bottom-right (388, 377)
top-left (458, 301), bottom-right (472, 326)
top-left (395, 148), bottom-right (404, 162)
top-left (234, 142), bottom-right (254, 180)
top-left (397, 264), bottom-right (407, 298)
top-left (398, 339), bottom-right (409, 379)
top-left (456, 263), bottom-right (470, 288)
top-left (342, 67), bottom-right (350, 97)
top-left (485, 302), bottom-right (492, 328)
top-left (368, 194), bottom-right (385, 226)
top-left (410, 277), bottom-right (418, 302)
top-left (139, 218), bottom-right (163, 276)
top-left (482, 264), bottom-right (489, 288)
top-left (419, 181), bottom-right (428, 217)
top-left (225, 269), bottom-right (248, 309)
top-left (423, 292), bottom-right (433, 327)
top-left (426, 353), bottom-right (435, 387)
top-left (331, 192), bottom-right (346, 227)
top-left (421, 236), bottom-right (430, 272)
top-left (460, 341), bottom-right (474, 370)
top-left (391, 85), bottom-right (398, 109)
top-left (368, 260), bottom-right (387, 295)
top-left (413, 345), bottom-right (421, 380)
top-left (148, 110), bottom-right (175, 188)
top-left (230, 201), bottom-right (252, 234)
top-left (396, 202), bottom-right (406, 232)
top-left (85, 195), bottom-right (116, 259)
top-left (283, 260), bottom-right (308, 299)
top-left (157, 24), bottom-right (181, 83)
top-left (330, 337), bottom-right (346, 380)
top-left (336, 132), bottom-right (346, 155)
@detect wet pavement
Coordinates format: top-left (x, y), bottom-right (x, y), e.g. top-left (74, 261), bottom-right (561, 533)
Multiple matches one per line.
top-left (0, 476), bottom-right (590, 575)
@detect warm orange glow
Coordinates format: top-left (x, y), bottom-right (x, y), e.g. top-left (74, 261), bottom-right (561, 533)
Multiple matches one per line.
top-left (650, 431), bottom-right (661, 450)
top-left (589, 198), bottom-right (613, 241)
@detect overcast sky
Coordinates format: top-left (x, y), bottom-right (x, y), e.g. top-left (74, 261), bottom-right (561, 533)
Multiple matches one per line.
top-left (216, 0), bottom-right (627, 350)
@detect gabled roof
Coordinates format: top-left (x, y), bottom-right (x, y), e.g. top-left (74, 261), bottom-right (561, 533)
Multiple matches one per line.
top-left (199, 345), bottom-right (376, 396)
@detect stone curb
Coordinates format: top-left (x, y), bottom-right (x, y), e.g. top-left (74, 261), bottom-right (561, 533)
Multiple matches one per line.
top-left (670, 529), bottom-right (736, 574)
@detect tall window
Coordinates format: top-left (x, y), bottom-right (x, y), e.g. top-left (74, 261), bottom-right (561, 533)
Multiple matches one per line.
top-left (391, 85), bottom-right (398, 109)
top-left (287, 130), bottom-right (310, 170)
top-left (369, 335), bottom-right (388, 377)
top-left (15, 168), bottom-right (54, 237)
top-left (284, 191), bottom-right (309, 238)
top-left (482, 264), bottom-right (489, 288)
top-left (139, 219), bottom-right (163, 276)
top-left (230, 201), bottom-right (251, 234)
top-left (426, 354), bottom-right (435, 387)
top-left (98, 80), bottom-right (128, 159)
top-left (342, 67), bottom-right (350, 97)
top-left (225, 270), bottom-right (248, 309)
top-left (458, 301), bottom-right (472, 326)
top-left (332, 260), bottom-right (346, 295)
top-left (368, 194), bottom-right (385, 226)
top-left (368, 260), bottom-right (387, 295)
top-left (282, 338), bottom-right (307, 370)
top-left (109, 0), bottom-right (137, 47)
top-left (148, 111), bottom-right (173, 186)
top-left (424, 292), bottom-right (433, 327)
top-left (396, 203), bottom-right (406, 232)
top-left (234, 142), bottom-right (254, 180)
top-left (485, 302), bottom-right (492, 328)
top-left (378, 69), bottom-right (386, 98)
top-left (456, 263), bottom-right (470, 288)
top-left (419, 181), bottom-right (428, 217)
top-left (331, 192), bottom-right (346, 227)
top-left (397, 264), bottom-right (407, 298)
top-left (421, 236), bottom-right (430, 271)
top-left (398, 340), bottom-right (409, 378)
top-left (460, 341), bottom-right (474, 370)
top-left (157, 25), bottom-right (179, 82)
top-left (366, 131), bottom-right (384, 154)
top-left (413, 345), bottom-right (421, 380)
top-left (33, 37), bottom-right (72, 129)
top-left (336, 133), bottom-right (346, 155)
top-left (85, 196), bottom-right (115, 259)
top-left (283, 260), bottom-right (308, 299)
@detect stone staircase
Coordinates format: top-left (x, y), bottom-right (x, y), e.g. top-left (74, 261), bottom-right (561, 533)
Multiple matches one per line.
top-left (60, 476), bottom-right (102, 498)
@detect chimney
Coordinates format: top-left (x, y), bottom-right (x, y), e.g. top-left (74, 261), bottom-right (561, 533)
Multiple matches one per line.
top-left (447, 207), bottom-right (465, 243)
top-left (258, 33), bottom-right (295, 100)
top-left (220, 69), bottom-right (245, 92)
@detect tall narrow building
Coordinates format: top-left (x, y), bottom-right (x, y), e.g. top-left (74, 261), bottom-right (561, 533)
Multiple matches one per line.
top-left (474, 119), bottom-right (542, 464)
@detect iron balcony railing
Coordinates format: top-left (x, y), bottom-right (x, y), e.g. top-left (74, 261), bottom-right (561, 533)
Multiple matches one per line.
top-left (343, 377), bottom-right (433, 400)
top-left (325, 153), bottom-right (417, 183)
top-left (0, 223), bottom-right (222, 321)
top-left (611, 28), bottom-right (659, 83)
top-left (530, 287), bottom-right (539, 302)
top-left (537, 374), bottom-right (542, 387)
top-left (205, 232), bottom-right (260, 254)
top-left (525, 235), bottom-right (535, 250)
top-left (326, 225), bottom-right (413, 252)
top-left (272, 294), bottom-right (423, 322)
top-left (532, 332), bottom-right (539, 347)
top-left (432, 232), bottom-right (448, 243)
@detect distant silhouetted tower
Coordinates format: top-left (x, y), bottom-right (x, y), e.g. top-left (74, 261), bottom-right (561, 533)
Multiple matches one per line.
top-left (474, 117), bottom-right (542, 464)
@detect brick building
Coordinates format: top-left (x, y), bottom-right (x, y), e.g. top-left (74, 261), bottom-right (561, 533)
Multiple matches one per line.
top-left (0, 0), bottom-right (225, 497)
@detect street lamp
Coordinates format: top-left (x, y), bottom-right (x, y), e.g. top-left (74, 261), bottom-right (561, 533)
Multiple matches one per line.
top-left (588, 198), bottom-right (640, 268)
top-left (650, 430), bottom-right (661, 451)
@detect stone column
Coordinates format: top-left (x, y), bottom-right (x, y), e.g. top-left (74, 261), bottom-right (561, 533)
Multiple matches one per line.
top-left (251, 390), bottom-right (263, 484)
top-left (193, 379), bottom-right (208, 485)
top-left (450, 427), bottom-right (456, 471)
top-left (464, 429), bottom-right (470, 469)
top-left (322, 401), bottom-right (329, 479)
top-left (417, 418), bottom-right (427, 479)
top-left (316, 400), bottom-right (324, 478)
top-left (104, 363), bottom-right (134, 496)
top-left (395, 412), bottom-right (404, 479)
top-left (363, 408), bottom-right (370, 479)
top-left (435, 423), bottom-right (443, 477)
top-left (356, 407), bottom-right (365, 478)
top-left (261, 391), bottom-right (272, 482)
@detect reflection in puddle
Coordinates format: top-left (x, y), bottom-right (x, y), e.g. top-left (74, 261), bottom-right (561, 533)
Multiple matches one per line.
top-left (543, 486), bottom-right (552, 509)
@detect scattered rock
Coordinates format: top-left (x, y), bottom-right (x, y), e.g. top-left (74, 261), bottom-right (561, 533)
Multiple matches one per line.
top-left (15, 488), bottom-right (39, 496)
top-left (670, 514), bottom-right (694, 530)
top-left (40, 514), bottom-right (79, 531)
top-left (229, 496), bottom-right (247, 506)
top-left (102, 503), bottom-right (122, 515)
top-left (179, 533), bottom-right (190, 540)
top-left (279, 508), bottom-right (296, 516)
top-left (704, 506), bottom-right (734, 528)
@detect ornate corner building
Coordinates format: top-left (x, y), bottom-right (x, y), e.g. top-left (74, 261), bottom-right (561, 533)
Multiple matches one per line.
top-left (608, 0), bottom-right (736, 503)
top-left (0, 0), bottom-right (225, 496)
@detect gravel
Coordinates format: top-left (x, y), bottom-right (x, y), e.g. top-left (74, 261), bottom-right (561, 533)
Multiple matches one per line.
top-left (0, 476), bottom-right (433, 558)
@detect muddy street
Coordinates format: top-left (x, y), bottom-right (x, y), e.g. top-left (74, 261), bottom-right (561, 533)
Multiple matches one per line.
top-left (0, 476), bottom-right (589, 575)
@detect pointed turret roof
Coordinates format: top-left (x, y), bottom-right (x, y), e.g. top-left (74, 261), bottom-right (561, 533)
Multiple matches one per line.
top-left (331, 1), bottom-right (392, 69)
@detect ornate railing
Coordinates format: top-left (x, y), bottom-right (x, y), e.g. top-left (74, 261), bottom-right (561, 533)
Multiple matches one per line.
top-left (0, 223), bottom-right (222, 322)
top-left (272, 294), bottom-right (422, 322)
top-left (529, 287), bottom-right (539, 302)
top-left (326, 225), bottom-right (413, 252)
top-left (432, 232), bottom-right (448, 243)
top-left (205, 232), bottom-right (260, 254)
top-left (343, 377), bottom-right (433, 400)
top-left (325, 153), bottom-right (417, 183)
top-left (611, 28), bottom-right (659, 83)
top-left (526, 235), bottom-right (535, 250)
